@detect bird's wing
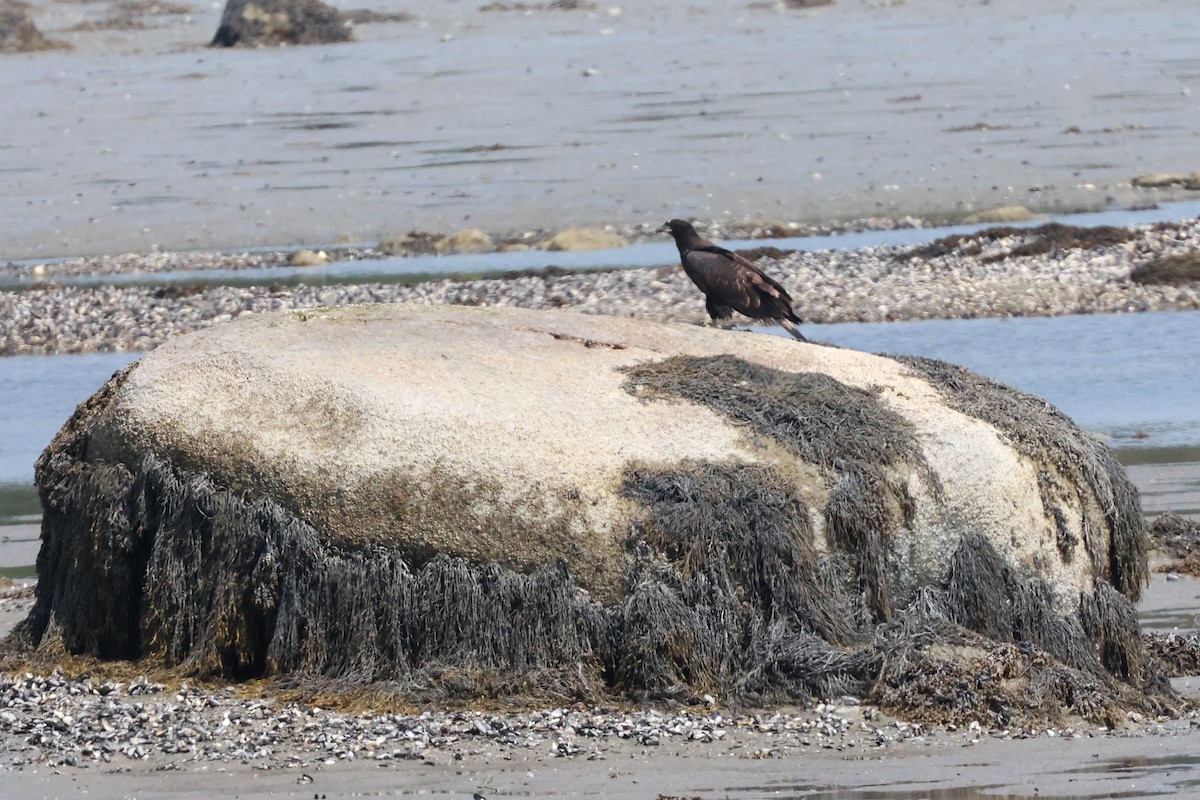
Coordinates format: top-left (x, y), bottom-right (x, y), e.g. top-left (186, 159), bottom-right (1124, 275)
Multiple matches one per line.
top-left (724, 248), bottom-right (794, 304)
top-left (684, 246), bottom-right (794, 313)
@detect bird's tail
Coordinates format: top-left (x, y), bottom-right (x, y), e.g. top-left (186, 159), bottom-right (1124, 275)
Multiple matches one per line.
top-left (779, 318), bottom-right (809, 343)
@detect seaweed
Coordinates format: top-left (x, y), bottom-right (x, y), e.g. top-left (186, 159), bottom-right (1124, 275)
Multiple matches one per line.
top-left (618, 461), bottom-right (871, 700)
top-left (898, 222), bottom-right (1136, 263)
top-left (1144, 632), bottom-right (1200, 678)
top-left (895, 355), bottom-right (1148, 601)
top-left (1149, 512), bottom-right (1200, 575)
top-left (1130, 252), bottom-right (1200, 286)
top-left (622, 355), bottom-right (935, 621)
top-left (867, 532), bottom-right (1159, 726)
top-left (622, 356), bottom-right (928, 474)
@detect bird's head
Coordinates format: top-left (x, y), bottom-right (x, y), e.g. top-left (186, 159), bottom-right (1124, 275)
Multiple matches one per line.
top-left (662, 219), bottom-right (697, 239)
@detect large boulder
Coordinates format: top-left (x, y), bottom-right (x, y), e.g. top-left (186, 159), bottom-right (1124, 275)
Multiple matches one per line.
top-left (211, 0), bottom-right (350, 47)
top-left (15, 305), bottom-right (1165, 722)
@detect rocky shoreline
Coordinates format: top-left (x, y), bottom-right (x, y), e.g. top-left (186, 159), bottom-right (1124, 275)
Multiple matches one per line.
top-left (2, 217), bottom-right (1199, 357)
top-left (0, 588), bottom-right (1192, 776)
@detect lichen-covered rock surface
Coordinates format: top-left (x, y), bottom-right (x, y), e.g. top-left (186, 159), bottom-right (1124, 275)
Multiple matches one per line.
top-left (12, 304), bottom-right (1172, 724)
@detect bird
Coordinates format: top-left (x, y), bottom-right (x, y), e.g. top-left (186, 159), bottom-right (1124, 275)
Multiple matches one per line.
top-left (663, 219), bottom-right (808, 342)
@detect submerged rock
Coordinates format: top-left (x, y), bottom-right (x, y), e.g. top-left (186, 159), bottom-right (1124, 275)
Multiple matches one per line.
top-left (13, 305), bottom-right (1165, 722)
top-left (963, 205), bottom-right (1041, 224)
top-left (542, 228), bottom-right (628, 251)
top-left (211, 0), bottom-right (350, 46)
top-left (436, 228), bottom-right (495, 254)
top-left (1131, 172), bottom-right (1200, 190)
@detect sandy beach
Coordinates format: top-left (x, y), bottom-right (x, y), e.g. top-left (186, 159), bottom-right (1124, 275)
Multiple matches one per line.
top-left (2, 0), bottom-right (1200, 259)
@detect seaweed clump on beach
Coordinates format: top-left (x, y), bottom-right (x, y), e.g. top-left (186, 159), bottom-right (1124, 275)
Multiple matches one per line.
top-left (1148, 512), bottom-right (1200, 575)
top-left (1, 1), bottom-right (68, 51)
top-left (1130, 252), bottom-right (1200, 286)
top-left (869, 631), bottom-right (1167, 729)
top-left (1143, 632), bottom-right (1200, 678)
top-left (852, 526), bottom-right (1162, 728)
top-left (898, 222), bottom-right (1135, 263)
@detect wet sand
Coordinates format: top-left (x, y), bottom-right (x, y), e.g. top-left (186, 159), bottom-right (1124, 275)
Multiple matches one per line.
top-left (4, 0), bottom-right (1200, 258)
top-left (5, 727), bottom-right (1200, 800)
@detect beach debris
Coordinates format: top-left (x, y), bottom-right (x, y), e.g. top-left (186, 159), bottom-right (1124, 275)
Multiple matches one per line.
top-left (1131, 252), bottom-right (1200, 287)
top-left (1131, 172), bottom-right (1200, 191)
top-left (480, 1), bottom-right (598, 11)
top-left (1148, 513), bottom-right (1200, 575)
top-left (339, 8), bottom-right (416, 24)
top-left (897, 221), bottom-right (1136, 262)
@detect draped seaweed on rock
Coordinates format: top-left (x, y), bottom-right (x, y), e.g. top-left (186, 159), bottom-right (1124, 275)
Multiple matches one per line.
top-left (620, 354), bottom-right (932, 622)
top-left (894, 355), bottom-right (1148, 600)
top-left (21, 454), bottom-right (611, 698)
top-left (863, 532), bottom-right (1163, 727)
top-left (618, 461), bottom-right (873, 701)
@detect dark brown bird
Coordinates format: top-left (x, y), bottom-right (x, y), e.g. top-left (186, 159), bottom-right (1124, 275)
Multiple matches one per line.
top-left (663, 219), bottom-right (808, 342)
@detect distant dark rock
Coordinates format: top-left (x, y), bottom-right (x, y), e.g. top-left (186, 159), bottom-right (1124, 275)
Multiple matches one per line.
top-left (211, 0), bottom-right (350, 47)
top-left (1, 1), bottom-right (68, 52)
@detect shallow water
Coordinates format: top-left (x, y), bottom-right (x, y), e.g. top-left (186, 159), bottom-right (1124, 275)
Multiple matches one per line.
top-left (805, 310), bottom-right (1200, 451)
top-left (0, 351), bottom-right (139, 486)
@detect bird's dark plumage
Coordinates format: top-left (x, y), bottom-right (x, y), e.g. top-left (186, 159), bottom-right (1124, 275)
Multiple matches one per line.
top-left (663, 219), bottom-right (808, 342)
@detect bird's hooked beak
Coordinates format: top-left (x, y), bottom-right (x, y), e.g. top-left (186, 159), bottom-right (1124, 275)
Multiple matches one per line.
top-left (660, 221), bottom-right (672, 233)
